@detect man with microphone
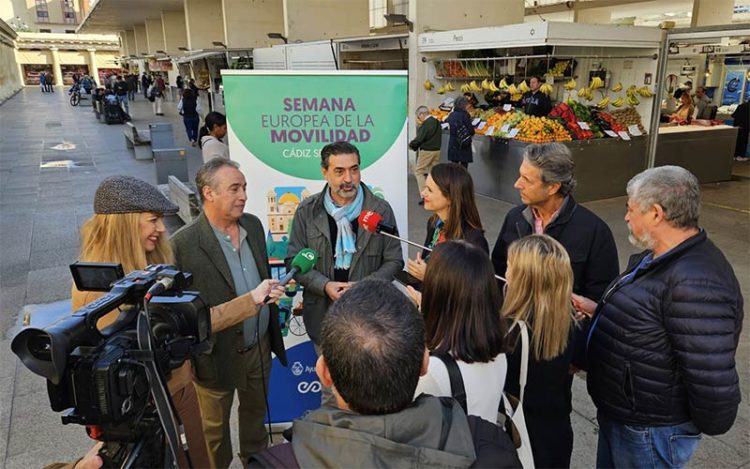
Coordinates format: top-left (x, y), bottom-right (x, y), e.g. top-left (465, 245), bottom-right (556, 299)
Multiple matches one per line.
top-left (287, 141), bottom-right (404, 405)
top-left (171, 158), bottom-right (289, 468)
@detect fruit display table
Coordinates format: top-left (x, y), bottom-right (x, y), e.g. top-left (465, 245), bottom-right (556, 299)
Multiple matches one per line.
top-left (655, 125), bottom-right (738, 183)
top-left (440, 131), bottom-right (648, 203)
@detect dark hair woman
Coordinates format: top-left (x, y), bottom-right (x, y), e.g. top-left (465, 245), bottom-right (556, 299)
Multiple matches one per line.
top-left (444, 96), bottom-right (474, 169)
top-left (178, 88), bottom-right (200, 146)
top-left (410, 240), bottom-right (507, 422)
top-left (406, 163), bottom-right (488, 282)
top-left (198, 111), bottom-right (229, 162)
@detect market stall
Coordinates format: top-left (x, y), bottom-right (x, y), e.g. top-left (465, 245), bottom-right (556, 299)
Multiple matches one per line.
top-left (419, 22), bottom-right (662, 202)
top-left (335, 33), bottom-right (408, 71)
top-left (648, 24), bottom-right (750, 181)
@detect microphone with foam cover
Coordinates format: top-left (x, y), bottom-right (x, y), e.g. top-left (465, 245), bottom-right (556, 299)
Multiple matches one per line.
top-left (358, 210), bottom-right (398, 235)
top-left (263, 248), bottom-right (318, 303)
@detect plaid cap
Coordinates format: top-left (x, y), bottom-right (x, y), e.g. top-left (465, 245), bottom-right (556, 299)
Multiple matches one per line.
top-left (94, 175), bottom-right (178, 215)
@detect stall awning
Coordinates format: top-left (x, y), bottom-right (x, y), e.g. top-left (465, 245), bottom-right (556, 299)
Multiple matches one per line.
top-left (177, 49), bottom-right (252, 64)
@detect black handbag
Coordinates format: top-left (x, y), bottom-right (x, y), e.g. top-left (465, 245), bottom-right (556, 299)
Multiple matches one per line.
top-left (455, 122), bottom-right (473, 149)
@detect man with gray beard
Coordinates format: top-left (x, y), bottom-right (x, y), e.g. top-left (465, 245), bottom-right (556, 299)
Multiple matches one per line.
top-left (573, 166), bottom-right (743, 469)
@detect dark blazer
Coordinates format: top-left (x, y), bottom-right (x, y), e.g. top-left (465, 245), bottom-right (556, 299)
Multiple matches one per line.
top-left (421, 217), bottom-right (489, 258)
top-left (171, 212), bottom-right (287, 390)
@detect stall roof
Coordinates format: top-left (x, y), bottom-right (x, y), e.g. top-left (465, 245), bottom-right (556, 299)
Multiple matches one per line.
top-left (77, 0), bottom-right (183, 33)
top-left (418, 21), bottom-right (662, 52)
top-left (176, 49), bottom-right (251, 64)
top-left (335, 33), bottom-right (408, 52)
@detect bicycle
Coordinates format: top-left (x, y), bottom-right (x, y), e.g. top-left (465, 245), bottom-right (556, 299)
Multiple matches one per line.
top-left (69, 84), bottom-right (81, 106)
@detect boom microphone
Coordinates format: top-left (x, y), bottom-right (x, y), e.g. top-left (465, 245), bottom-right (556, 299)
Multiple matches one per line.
top-left (263, 248), bottom-right (318, 303)
top-left (358, 210), bottom-right (506, 283)
top-left (358, 210), bottom-right (432, 252)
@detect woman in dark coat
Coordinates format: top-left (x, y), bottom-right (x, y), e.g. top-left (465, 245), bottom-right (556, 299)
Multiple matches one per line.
top-left (445, 96), bottom-right (475, 168)
top-left (406, 163), bottom-right (489, 284)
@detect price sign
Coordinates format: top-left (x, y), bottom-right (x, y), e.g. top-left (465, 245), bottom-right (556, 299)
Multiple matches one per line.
top-left (501, 124), bottom-right (510, 133)
top-left (578, 121), bottom-right (590, 130)
top-left (477, 121), bottom-right (487, 130)
top-left (485, 126), bottom-right (495, 135)
top-left (472, 118), bottom-right (481, 126)
top-left (508, 128), bottom-right (520, 138)
top-left (604, 130), bottom-right (619, 138)
top-left (628, 125), bottom-right (642, 136)
top-left (503, 104), bottom-right (513, 112)
top-left (618, 131), bottom-right (631, 141)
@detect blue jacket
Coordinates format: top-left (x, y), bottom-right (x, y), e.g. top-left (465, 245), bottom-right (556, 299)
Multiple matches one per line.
top-left (586, 230), bottom-right (743, 435)
top-left (445, 109), bottom-right (474, 163)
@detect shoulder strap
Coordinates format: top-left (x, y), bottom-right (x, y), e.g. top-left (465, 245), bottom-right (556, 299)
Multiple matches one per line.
top-left (508, 320), bottom-right (530, 404)
top-left (431, 351), bottom-right (468, 413)
top-left (437, 396), bottom-right (454, 451)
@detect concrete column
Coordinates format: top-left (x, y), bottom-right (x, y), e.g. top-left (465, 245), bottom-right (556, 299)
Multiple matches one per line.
top-left (408, 0), bottom-right (524, 151)
top-left (124, 30), bottom-right (137, 57)
top-left (184, 0), bottom-right (224, 51)
top-left (574, 7), bottom-right (611, 24)
top-left (134, 23), bottom-right (148, 56)
top-left (87, 48), bottom-right (99, 85)
top-left (145, 18), bottom-right (166, 54)
top-left (223, 0), bottom-right (283, 48)
top-left (283, 0), bottom-right (368, 42)
top-left (162, 10), bottom-right (188, 55)
top-left (49, 46), bottom-right (63, 86)
top-left (691, 0), bottom-right (733, 27)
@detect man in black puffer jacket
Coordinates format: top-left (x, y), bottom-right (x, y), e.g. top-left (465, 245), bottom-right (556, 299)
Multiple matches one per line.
top-left (578, 166), bottom-right (743, 469)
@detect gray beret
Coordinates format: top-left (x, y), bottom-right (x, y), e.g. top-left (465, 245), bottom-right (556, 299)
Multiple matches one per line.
top-left (94, 176), bottom-right (178, 215)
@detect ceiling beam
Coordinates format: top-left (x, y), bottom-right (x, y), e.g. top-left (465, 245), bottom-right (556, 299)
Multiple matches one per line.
top-left (525, 0), bottom-right (656, 16)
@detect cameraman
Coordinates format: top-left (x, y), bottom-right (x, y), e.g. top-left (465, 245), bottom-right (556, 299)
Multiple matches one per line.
top-left (73, 176), bottom-right (286, 468)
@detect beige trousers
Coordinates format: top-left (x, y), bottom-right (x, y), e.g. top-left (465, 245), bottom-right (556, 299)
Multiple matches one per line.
top-left (414, 149), bottom-right (441, 195)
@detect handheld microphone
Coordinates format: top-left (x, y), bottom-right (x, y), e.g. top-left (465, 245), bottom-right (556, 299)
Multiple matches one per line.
top-left (358, 210), bottom-right (432, 252)
top-left (358, 210), bottom-right (506, 283)
top-left (263, 248), bottom-right (318, 303)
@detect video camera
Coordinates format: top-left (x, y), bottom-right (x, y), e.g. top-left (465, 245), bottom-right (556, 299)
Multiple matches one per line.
top-left (11, 263), bottom-right (211, 468)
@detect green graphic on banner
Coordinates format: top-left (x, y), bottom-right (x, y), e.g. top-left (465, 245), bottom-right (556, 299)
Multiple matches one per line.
top-left (223, 74), bottom-right (407, 180)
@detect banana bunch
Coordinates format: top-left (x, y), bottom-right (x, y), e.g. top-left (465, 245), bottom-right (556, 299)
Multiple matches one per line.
top-left (627, 95), bottom-right (641, 106)
top-left (499, 78), bottom-right (509, 89)
top-left (610, 82), bottom-right (623, 92)
top-left (468, 81), bottom-right (482, 93)
top-left (488, 81), bottom-right (500, 92)
top-left (464, 61), bottom-right (490, 77)
top-left (637, 86), bottom-right (654, 97)
top-left (590, 76), bottom-right (605, 90)
top-left (563, 78), bottom-right (577, 91)
top-left (507, 84), bottom-right (518, 95)
top-left (436, 82), bottom-right (454, 94)
top-left (626, 85), bottom-right (638, 98)
top-left (611, 97), bottom-right (625, 108)
top-left (597, 97), bottom-right (610, 108)
top-left (481, 79), bottom-right (492, 91)
top-left (511, 93), bottom-right (523, 101)
top-left (578, 87), bottom-right (594, 101)
top-left (424, 80), bottom-right (434, 91)
top-left (540, 83), bottom-right (554, 95)
top-left (518, 80), bottom-right (530, 93)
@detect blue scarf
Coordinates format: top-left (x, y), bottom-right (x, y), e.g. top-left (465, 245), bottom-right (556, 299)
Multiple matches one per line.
top-left (323, 185), bottom-right (364, 270)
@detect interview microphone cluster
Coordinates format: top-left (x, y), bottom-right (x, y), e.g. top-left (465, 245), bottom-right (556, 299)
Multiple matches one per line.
top-left (358, 210), bottom-right (506, 283)
top-left (263, 248), bottom-right (318, 303)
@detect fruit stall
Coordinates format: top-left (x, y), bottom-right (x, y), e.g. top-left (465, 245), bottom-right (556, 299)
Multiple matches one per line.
top-left (417, 22), bottom-right (665, 202)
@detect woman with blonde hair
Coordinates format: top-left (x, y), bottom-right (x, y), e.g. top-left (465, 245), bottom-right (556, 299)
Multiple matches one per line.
top-left (501, 234), bottom-right (576, 469)
top-left (73, 175), bottom-right (284, 468)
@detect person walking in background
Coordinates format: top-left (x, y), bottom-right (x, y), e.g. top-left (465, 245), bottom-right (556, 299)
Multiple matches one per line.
top-left (149, 74), bottom-right (165, 116)
top-left (177, 88), bottom-right (201, 146)
top-left (113, 75), bottom-right (129, 117)
top-left (732, 99), bottom-right (749, 162)
top-left (141, 72), bottom-right (151, 99)
top-left (126, 73), bottom-right (137, 101)
top-left (410, 240), bottom-right (508, 423)
top-left (39, 72), bottom-right (47, 93)
top-left (502, 234), bottom-right (577, 468)
top-left (176, 75), bottom-right (184, 94)
top-left (199, 111), bottom-right (229, 162)
top-left (409, 105), bottom-right (442, 204)
top-left (445, 96), bottom-right (474, 169)
top-left (405, 163), bottom-right (488, 284)
top-left (575, 166), bottom-right (743, 469)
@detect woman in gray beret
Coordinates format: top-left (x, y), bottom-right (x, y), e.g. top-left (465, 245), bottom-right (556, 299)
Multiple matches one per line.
top-left (71, 175), bottom-right (212, 469)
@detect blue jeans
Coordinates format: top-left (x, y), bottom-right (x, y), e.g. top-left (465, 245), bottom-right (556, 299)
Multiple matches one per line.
top-left (183, 115), bottom-right (200, 142)
top-left (597, 412), bottom-right (702, 469)
top-left (116, 94), bottom-right (129, 114)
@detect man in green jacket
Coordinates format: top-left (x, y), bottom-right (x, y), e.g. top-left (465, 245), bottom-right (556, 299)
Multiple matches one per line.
top-left (409, 105), bottom-right (443, 205)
